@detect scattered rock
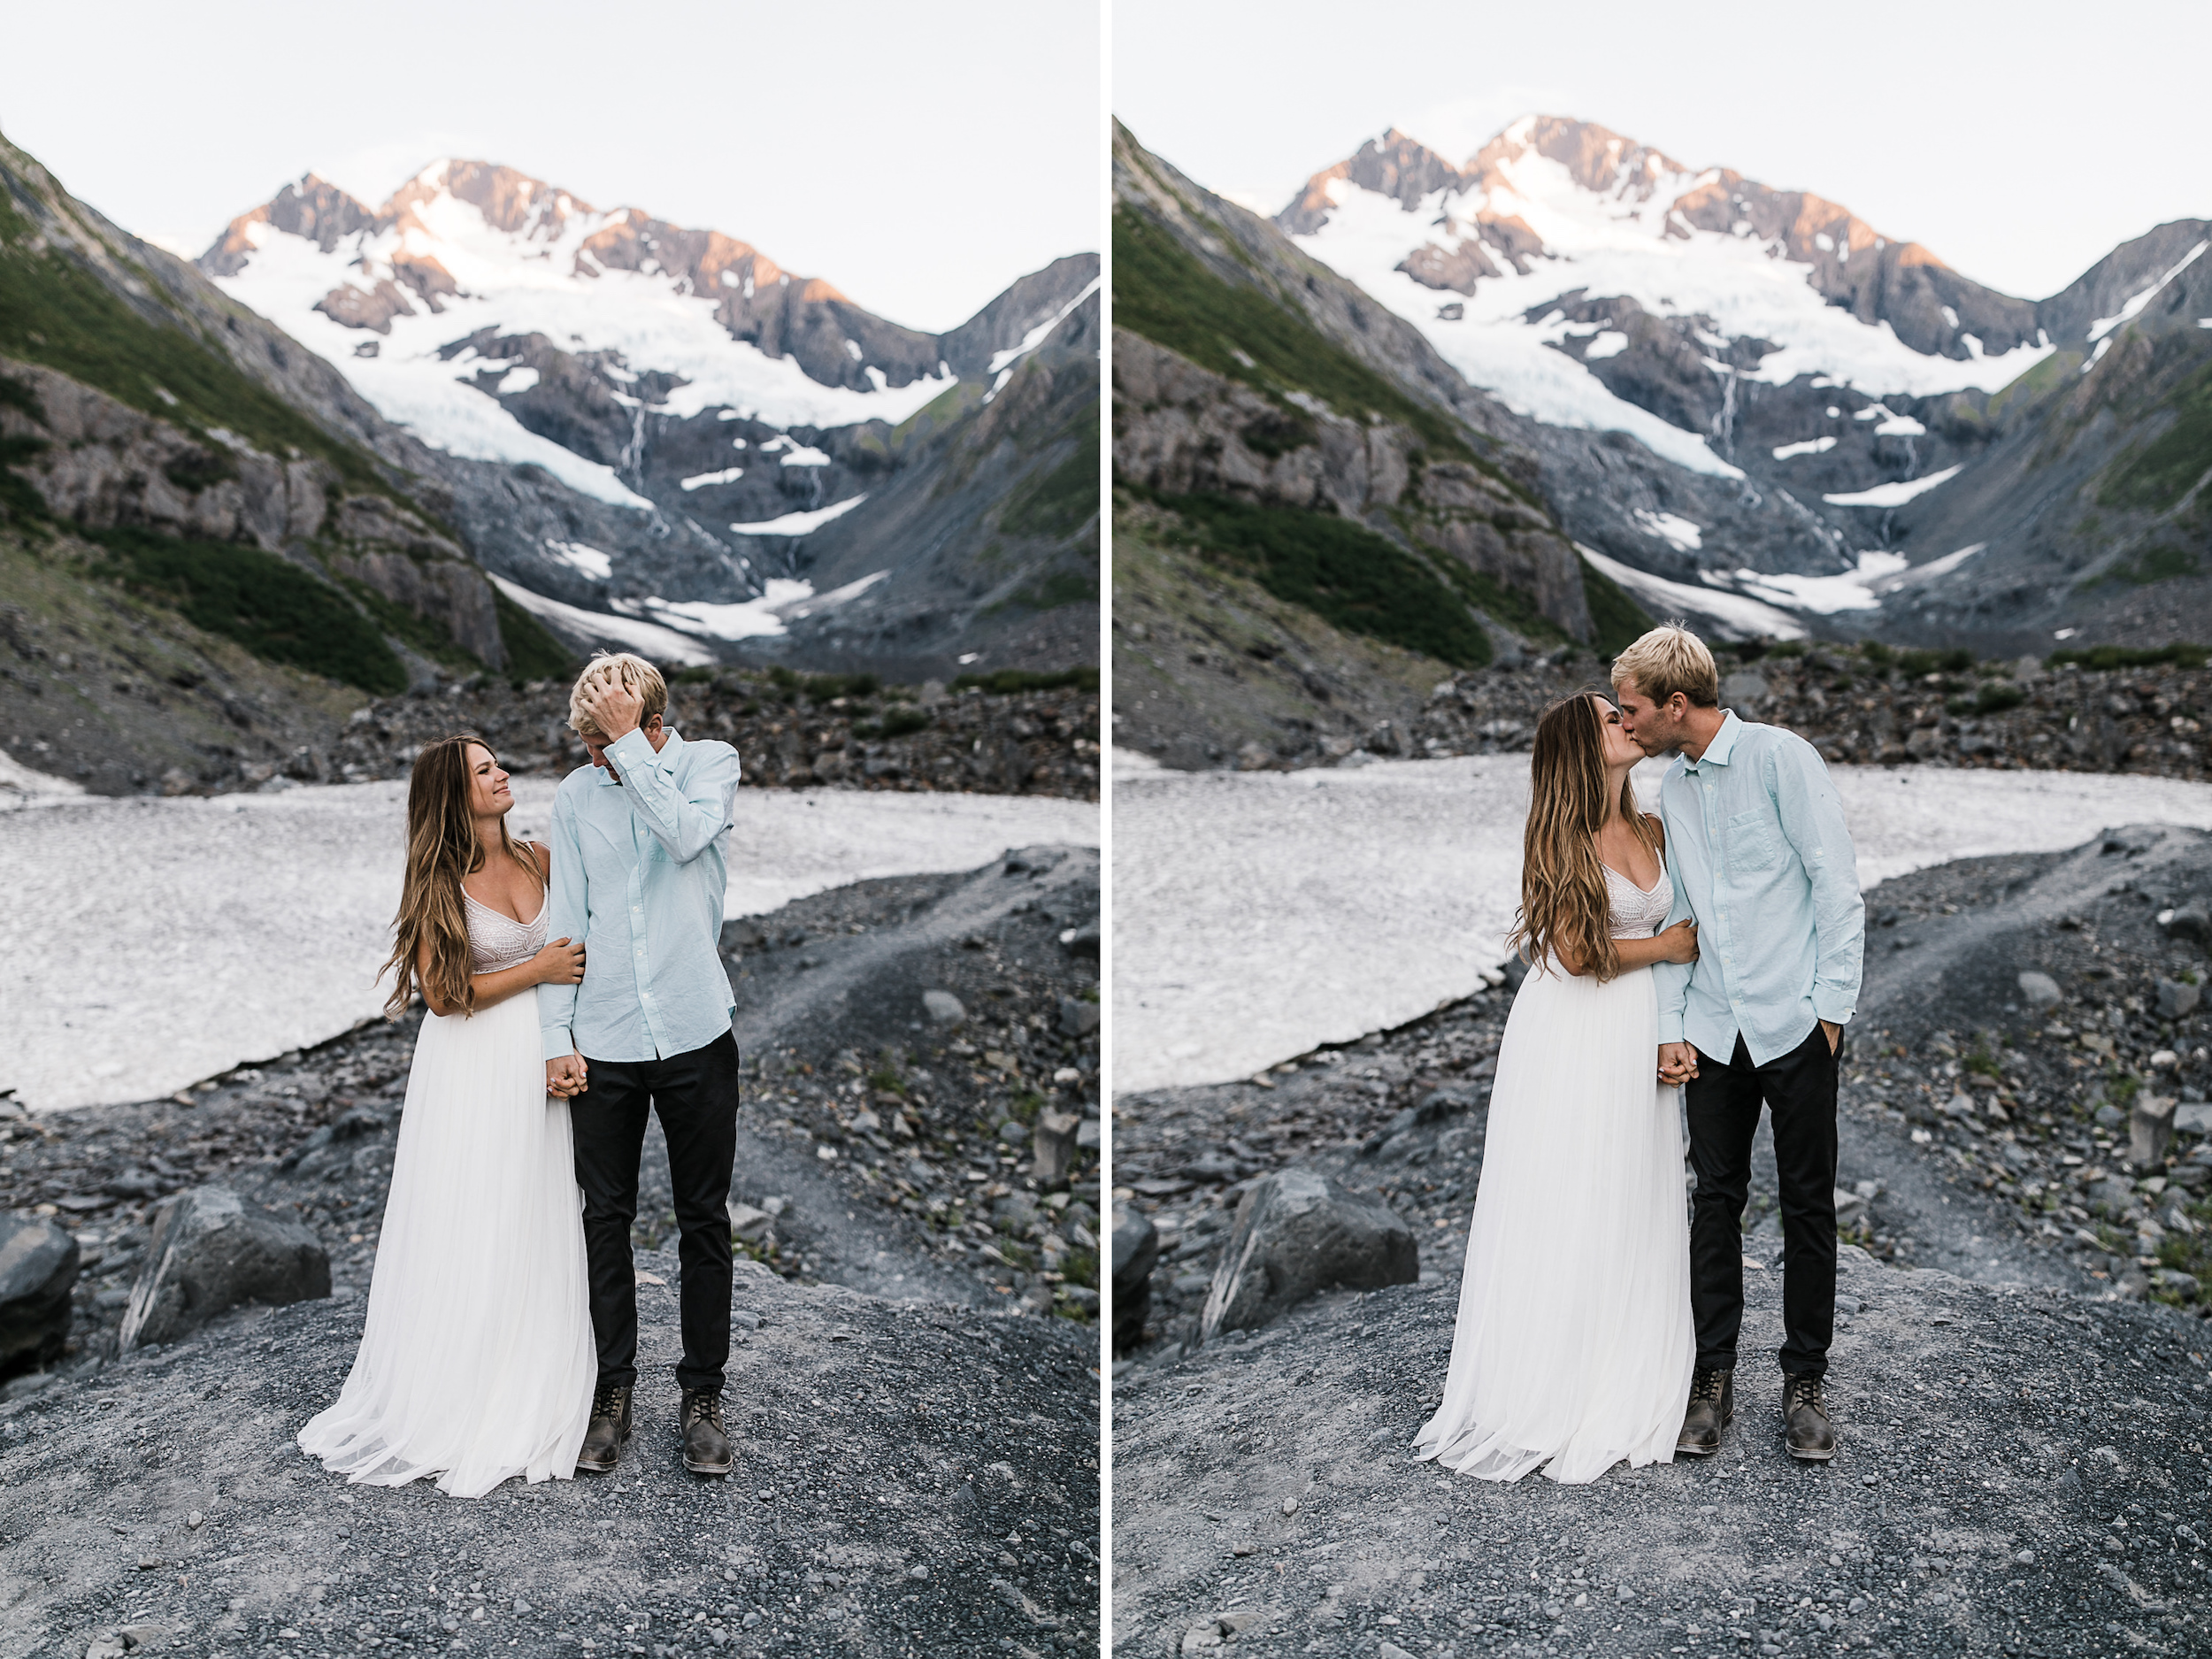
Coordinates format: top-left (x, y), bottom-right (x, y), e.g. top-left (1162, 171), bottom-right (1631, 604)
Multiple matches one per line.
top-left (0, 1212), bottom-right (79, 1377)
top-left (118, 1186), bottom-right (330, 1352)
top-left (1057, 997), bottom-right (1101, 1038)
top-left (2017, 970), bottom-right (2062, 1011)
top-left (1200, 1168), bottom-right (1417, 1340)
top-left (1033, 1109), bottom-right (1083, 1187)
top-left (921, 990), bottom-right (967, 1028)
top-left (2130, 1095), bottom-right (2177, 1172)
top-left (1111, 1204), bottom-right (1159, 1355)
top-left (2157, 977), bottom-right (2202, 1019)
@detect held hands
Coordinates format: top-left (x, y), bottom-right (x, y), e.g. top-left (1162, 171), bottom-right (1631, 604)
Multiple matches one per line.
top-left (547, 1052), bottom-right (588, 1100)
top-left (533, 934), bottom-right (586, 986)
top-left (578, 677), bottom-right (645, 741)
top-left (1655, 919), bottom-right (1699, 964)
top-left (1657, 1041), bottom-right (1699, 1087)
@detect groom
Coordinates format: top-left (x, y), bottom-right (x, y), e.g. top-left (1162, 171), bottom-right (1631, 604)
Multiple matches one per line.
top-left (541, 651), bottom-right (744, 1479)
top-left (1613, 625), bottom-right (1864, 1464)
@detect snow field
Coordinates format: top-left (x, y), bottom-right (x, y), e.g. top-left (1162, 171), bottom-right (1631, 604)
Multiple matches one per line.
top-left (1112, 756), bottom-right (2212, 1095)
top-left (4, 780), bottom-right (1096, 1113)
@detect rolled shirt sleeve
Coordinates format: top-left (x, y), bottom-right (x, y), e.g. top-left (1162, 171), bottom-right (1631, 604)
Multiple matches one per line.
top-left (606, 728), bottom-right (740, 864)
top-left (1769, 738), bottom-right (1865, 1028)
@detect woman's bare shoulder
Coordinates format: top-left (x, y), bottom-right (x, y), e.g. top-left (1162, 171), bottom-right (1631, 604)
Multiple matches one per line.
top-left (1645, 813), bottom-right (1666, 849)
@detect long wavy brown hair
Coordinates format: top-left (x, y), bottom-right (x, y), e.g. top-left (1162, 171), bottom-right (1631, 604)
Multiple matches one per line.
top-left (380, 734), bottom-right (542, 1018)
top-left (1506, 694), bottom-right (1661, 982)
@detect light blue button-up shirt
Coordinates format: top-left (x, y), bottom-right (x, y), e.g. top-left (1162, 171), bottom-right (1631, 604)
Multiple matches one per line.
top-left (1651, 710), bottom-right (1864, 1067)
top-left (537, 726), bottom-right (742, 1064)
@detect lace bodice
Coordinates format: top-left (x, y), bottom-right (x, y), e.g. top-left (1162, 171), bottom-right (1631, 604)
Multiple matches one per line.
top-left (464, 887), bottom-right (549, 974)
top-left (1602, 859), bottom-right (1674, 940)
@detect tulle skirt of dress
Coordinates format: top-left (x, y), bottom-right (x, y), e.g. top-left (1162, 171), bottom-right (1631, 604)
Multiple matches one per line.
top-left (297, 990), bottom-right (594, 1498)
top-left (1411, 957), bottom-right (1694, 1484)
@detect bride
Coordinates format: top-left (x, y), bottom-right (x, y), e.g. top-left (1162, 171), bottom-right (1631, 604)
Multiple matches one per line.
top-left (1413, 693), bottom-right (1699, 1483)
top-left (298, 735), bottom-right (595, 1497)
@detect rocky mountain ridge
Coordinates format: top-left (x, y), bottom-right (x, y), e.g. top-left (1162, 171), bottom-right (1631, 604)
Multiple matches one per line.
top-left (203, 159), bottom-right (1102, 675)
top-left (1267, 113), bottom-right (2212, 655)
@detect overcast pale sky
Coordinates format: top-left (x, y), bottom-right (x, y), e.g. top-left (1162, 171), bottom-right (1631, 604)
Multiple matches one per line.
top-left (1115, 0), bottom-right (2209, 302)
top-left (1, 0), bottom-right (1101, 334)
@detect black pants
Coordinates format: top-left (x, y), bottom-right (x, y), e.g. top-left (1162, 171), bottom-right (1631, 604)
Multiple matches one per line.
top-left (1686, 1024), bottom-right (1838, 1379)
top-left (571, 1031), bottom-right (740, 1394)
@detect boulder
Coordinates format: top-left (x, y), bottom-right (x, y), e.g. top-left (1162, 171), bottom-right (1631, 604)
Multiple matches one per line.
top-left (2164, 902), bottom-right (2212, 946)
top-left (0, 1212), bottom-right (79, 1376)
top-left (1058, 996), bottom-right (1101, 1038)
top-left (2158, 978), bottom-right (2202, 1020)
top-left (1720, 670), bottom-right (1770, 711)
top-left (2017, 971), bottom-right (2063, 1013)
top-left (726, 1200), bottom-right (775, 1244)
top-left (1110, 1204), bottom-right (1158, 1356)
top-left (2130, 1095), bottom-right (2178, 1172)
top-left (921, 990), bottom-right (966, 1027)
top-left (1200, 1168), bottom-right (1417, 1340)
top-left (2176, 1102), bottom-right (2212, 1137)
top-left (1033, 1108), bottom-right (1083, 1187)
top-left (119, 1187), bottom-right (330, 1353)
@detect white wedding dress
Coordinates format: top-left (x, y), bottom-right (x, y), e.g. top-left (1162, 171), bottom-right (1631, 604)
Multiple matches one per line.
top-left (298, 887), bottom-right (595, 1497)
top-left (1412, 858), bottom-right (1694, 1483)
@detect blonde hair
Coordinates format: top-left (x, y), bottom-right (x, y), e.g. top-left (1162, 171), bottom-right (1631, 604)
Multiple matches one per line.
top-left (567, 651), bottom-right (669, 737)
top-left (380, 735), bottom-right (543, 1018)
top-left (1610, 622), bottom-right (1719, 709)
top-left (1506, 695), bottom-right (1659, 983)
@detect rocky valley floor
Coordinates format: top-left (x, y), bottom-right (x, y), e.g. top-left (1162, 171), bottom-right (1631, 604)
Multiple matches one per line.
top-left (1111, 826), bottom-right (2212, 1654)
top-left (0, 851), bottom-right (1102, 1657)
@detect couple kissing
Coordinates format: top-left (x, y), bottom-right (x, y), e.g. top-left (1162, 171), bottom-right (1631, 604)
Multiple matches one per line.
top-left (1416, 623), bottom-right (1866, 1483)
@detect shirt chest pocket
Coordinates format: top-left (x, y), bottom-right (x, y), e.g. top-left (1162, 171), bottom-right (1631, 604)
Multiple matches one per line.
top-left (1725, 806), bottom-right (1781, 873)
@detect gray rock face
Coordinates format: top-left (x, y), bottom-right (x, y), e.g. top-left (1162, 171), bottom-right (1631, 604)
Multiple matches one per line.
top-left (1200, 1168), bottom-right (1418, 1340)
top-left (119, 1187), bottom-right (330, 1353)
top-left (1033, 1109), bottom-right (1083, 1187)
top-left (1719, 670), bottom-right (1770, 711)
top-left (2156, 977), bottom-right (2201, 1020)
top-left (2017, 970), bottom-right (2063, 1011)
top-left (1111, 1204), bottom-right (1159, 1356)
top-left (0, 1213), bottom-right (79, 1376)
top-left (2129, 1095), bottom-right (2177, 1172)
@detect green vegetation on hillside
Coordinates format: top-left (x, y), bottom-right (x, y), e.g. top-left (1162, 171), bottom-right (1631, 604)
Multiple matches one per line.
top-left (954, 668), bottom-right (1100, 695)
top-left (490, 586), bottom-right (575, 682)
top-left (86, 526), bottom-right (406, 695)
top-left (1001, 410), bottom-right (1100, 538)
top-left (1143, 490), bottom-right (1494, 670)
top-left (1114, 207), bottom-right (1513, 488)
top-left (0, 205), bottom-right (399, 503)
top-left (1579, 556), bottom-right (1656, 656)
top-left (2099, 357), bottom-right (2212, 512)
top-left (2048, 641), bottom-right (2209, 672)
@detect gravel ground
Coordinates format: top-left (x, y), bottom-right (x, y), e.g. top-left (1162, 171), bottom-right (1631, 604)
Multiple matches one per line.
top-left (0, 848), bottom-right (1102, 1371)
top-left (0, 1242), bottom-right (1100, 1659)
top-left (1111, 1246), bottom-right (2212, 1659)
top-left (1112, 757), bottom-right (2212, 1096)
top-left (0, 780), bottom-right (1096, 1113)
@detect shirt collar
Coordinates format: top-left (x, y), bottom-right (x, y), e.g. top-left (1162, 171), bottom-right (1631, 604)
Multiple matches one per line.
top-left (1683, 709), bottom-right (1741, 771)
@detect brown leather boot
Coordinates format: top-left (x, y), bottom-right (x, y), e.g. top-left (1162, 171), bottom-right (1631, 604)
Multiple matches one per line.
top-left (1783, 1372), bottom-right (1836, 1462)
top-left (1676, 1367), bottom-right (1732, 1458)
top-left (575, 1381), bottom-right (631, 1475)
top-left (681, 1388), bottom-right (733, 1478)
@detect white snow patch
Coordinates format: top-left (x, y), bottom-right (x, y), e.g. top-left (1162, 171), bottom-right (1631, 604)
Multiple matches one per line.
top-left (1115, 759), bottom-right (2212, 1094)
top-left (1632, 509), bottom-right (1702, 551)
top-left (1729, 550), bottom-right (1909, 614)
top-left (1941, 305), bottom-right (1960, 328)
top-left (1871, 412), bottom-right (1926, 436)
top-left (1824, 465), bottom-right (1962, 508)
top-left (776, 444), bottom-right (831, 468)
top-left (0, 749), bottom-right (86, 810)
top-left (726, 495), bottom-right (869, 536)
top-left (1577, 543), bottom-right (1806, 640)
top-left (985, 275), bottom-right (1102, 375)
top-left (1874, 542), bottom-right (1985, 591)
top-left (781, 569), bottom-right (892, 620)
top-left (543, 539), bottom-right (612, 580)
top-left (493, 365), bottom-right (540, 396)
top-left (1581, 329), bottom-right (1629, 360)
top-left (679, 467), bottom-right (746, 491)
top-left (488, 573), bottom-right (714, 664)
top-left (1772, 435), bottom-right (1838, 460)
top-left (0, 782), bottom-right (1094, 1112)
top-left (2086, 241), bottom-right (2208, 342)
top-left (634, 578), bottom-right (814, 641)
